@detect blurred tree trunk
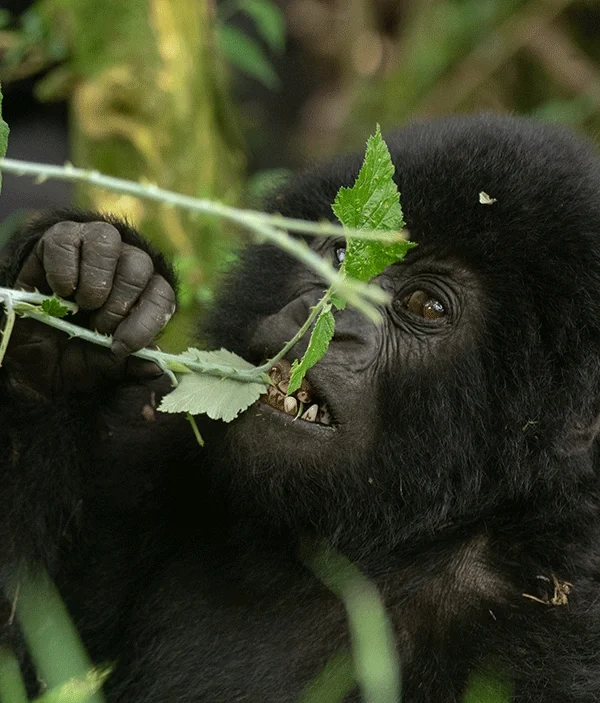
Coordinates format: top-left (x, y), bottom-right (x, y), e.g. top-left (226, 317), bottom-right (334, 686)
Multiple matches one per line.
top-left (49, 0), bottom-right (245, 347)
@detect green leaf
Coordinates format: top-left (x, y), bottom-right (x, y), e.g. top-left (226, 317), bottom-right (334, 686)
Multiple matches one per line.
top-left (216, 25), bottom-right (280, 90)
top-left (298, 651), bottom-right (355, 703)
top-left (158, 348), bottom-right (267, 422)
top-left (330, 291), bottom-right (347, 310)
top-left (159, 373), bottom-right (266, 422)
top-left (11, 571), bottom-right (105, 703)
top-left (241, 0), bottom-right (286, 54)
top-left (332, 125), bottom-right (414, 282)
top-left (41, 297), bottom-right (70, 318)
top-left (179, 346), bottom-right (256, 371)
top-left (0, 648), bottom-right (29, 703)
top-left (0, 83), bottom-right (10, 193)
top-left (288, 306), bottom-right (335, 394)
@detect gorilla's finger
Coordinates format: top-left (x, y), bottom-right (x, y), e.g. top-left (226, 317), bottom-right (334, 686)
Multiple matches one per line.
top-left (15, 250), bottom-right (52, 293)
top-left (75, 222), bottom-right (122, 310)
top-left (111, 274), bottom-right (176, 357)
top-left (91, 244), bottom-right (154, 335)
top-left (126, 356), bottom-right (164, 379)
top-left (38, 221), bottom-right (84, 297)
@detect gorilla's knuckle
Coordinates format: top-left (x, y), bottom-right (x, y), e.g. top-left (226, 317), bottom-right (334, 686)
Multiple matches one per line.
top-left (144, 275), bottom-right (176, 309)
top-left (118, 246), bottom-right (154, 282)
top-left (80, 221), bottom-right (122, 245)
top-left (43, 220), bottom-right (83, 242)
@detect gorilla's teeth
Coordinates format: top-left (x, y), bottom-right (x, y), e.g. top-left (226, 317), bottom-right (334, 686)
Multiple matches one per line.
top-left (319, 406), bottom-right (331, 425)
top-left (301, 404), bottom-right (319, 423)
top-left (277, 380), bottom-right (289, 394)
top-left (296, 389), bottom-right (312, 404)
top-left (267, 386), bottom-right (285, 411)
top-left (284, 396), bottom-right (298, 415)
top-left (269, 366), bottom-right (283, 385)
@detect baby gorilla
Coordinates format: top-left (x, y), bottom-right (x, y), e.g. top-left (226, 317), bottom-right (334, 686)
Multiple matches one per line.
top-left (1, 114), bottom-right (600, 703)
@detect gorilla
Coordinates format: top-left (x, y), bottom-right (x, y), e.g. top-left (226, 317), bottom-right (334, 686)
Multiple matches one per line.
top-left (1, 113), bottom-right (600, 703)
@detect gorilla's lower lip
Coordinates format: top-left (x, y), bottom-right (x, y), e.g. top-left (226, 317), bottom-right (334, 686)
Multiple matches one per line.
top-left (255, 399), bottom-right (336, 431)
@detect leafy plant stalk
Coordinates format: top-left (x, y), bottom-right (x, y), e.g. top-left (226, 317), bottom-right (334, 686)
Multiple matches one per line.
top-left (284, 125), bottom-right (413, 394)
top-left (0, 288), bottom-right (338, 385)
top-left (263, 289), bottom-right (331, 370)
top-left (0, 291), bottom-right (265, 383)
top-left (0, 128), bottom-right (412, 427)
top-left (0, 159), bottom-right (406, 242)
top-left (0, 157), bottom-right (396, 320)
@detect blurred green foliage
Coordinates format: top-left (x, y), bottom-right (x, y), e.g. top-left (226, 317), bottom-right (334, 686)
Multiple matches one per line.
top-left (0, 3), bottom-right (597, 701)
top-left (0, 0), bottom-right (600, 350)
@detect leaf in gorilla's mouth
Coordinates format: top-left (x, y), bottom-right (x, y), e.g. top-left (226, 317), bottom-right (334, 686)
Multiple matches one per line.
top-left (259, 359), bottom-right (333, 426)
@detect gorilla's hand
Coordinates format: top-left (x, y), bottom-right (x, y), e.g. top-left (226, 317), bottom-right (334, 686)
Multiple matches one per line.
top-left (4, 220), bottom-right (176, 399)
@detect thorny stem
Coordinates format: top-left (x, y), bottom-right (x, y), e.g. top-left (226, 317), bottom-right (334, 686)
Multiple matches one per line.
top-left (0, 286), bottom-right (335, 391)
top-left (257, 289), bottom-right (332, 373)
top-left (0, 285), bottom-right (333, 388)
top-left (4, 299), bottom-right (269, 383)
top-left (0, 160), bottom-right (396, 385)
top-left (0, 157), bottom-right (403, 319)
top-left (0, 157), bottom-right (402, 243)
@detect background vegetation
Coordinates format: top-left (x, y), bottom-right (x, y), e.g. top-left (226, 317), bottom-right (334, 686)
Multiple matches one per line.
top-left (0, 1), bottom-right (598, 700)
top-left (0, 0), bottom-right (599, 346)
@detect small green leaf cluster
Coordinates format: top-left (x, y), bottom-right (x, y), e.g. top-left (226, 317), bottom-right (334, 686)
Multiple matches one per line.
top-left (333, 125), bottom-right (415, 282)
top-left (40, 297), bottom-right (70, 318)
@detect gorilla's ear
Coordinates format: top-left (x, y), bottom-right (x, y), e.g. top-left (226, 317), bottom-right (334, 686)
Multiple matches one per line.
top-left (558, 413), bottom-right (600, 456)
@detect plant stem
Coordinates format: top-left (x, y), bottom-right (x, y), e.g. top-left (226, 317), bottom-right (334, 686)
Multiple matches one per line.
top-left (0, 158), bottom-right (405, 238)
top-left (0, 285), bottom-right (346, 386)
top-left (11, 302), bottom-right (268, 383)
top-left (258, 289), bottom-right (332, 372)
top-left (186, 413), bottom-right (205, 446)
top-left (0, 156), bottom-right (390, 320)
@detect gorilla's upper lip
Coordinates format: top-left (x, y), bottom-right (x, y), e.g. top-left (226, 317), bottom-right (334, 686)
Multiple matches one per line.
top-left (258, 359), bottom-right (333, 426)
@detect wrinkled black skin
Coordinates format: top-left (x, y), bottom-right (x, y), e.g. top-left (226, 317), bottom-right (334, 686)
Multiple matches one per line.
top-left (2, 115), bottom-right (600, 702)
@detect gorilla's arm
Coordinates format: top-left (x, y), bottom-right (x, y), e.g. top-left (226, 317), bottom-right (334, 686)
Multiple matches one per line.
top-left (0, 212), bottom-right (182, 576)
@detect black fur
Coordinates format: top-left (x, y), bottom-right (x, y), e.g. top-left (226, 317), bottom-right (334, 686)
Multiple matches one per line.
top-left (2, 114), bottom-right (600, 702)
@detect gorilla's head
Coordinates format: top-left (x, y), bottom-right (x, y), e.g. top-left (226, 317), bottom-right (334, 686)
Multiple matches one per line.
top-left (203, 115), bottom-right (600, 547)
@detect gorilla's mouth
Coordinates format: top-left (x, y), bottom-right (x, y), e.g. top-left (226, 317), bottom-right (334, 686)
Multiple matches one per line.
top-left (258, 359), bottom-right (333, 426)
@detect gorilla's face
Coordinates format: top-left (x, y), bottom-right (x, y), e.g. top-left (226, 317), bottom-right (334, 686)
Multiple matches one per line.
top-left (231, 239), bottom-right (480, 465)
top-left (205, 115), bottom-right (600, 542)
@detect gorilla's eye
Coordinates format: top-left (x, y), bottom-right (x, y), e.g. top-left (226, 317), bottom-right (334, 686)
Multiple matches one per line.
top-left (403, 290), bottom-right (446, 320)
top-left (334, 245), bottom-right (346, 265)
